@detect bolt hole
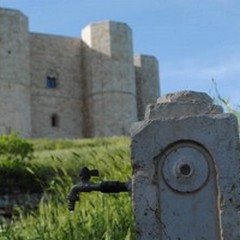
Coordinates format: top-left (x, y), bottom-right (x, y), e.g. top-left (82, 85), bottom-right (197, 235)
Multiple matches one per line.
top-left (179, 164), bottom-right (191, 176)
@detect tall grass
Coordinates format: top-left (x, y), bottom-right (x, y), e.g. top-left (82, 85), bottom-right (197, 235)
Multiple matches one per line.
top-left (210, 78), bottom-right (240, 123)
top-left (0, 136), bottom-right (135, 240)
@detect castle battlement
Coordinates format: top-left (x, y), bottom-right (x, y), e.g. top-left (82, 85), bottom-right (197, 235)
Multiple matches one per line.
top-left (0, 7), bottom-right (160, 138)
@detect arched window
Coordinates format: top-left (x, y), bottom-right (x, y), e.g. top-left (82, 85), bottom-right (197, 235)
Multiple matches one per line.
top-left (47, 75), bottom-right (57, 88)
top-left (46, 70), bottom-right (58, 88)
top-left (51, 114), bottom-right (59, 127)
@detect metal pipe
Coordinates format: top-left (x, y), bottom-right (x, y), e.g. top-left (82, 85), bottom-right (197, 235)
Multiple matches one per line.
top-left (67, 181), bottom-right (130, 211)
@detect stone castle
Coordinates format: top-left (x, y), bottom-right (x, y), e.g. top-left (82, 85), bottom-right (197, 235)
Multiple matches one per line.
top-left (0, 7), bottom-right (160, 138)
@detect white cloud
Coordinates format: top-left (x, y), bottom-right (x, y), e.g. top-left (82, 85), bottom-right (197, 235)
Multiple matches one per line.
top-left (161, 55), bottom-right (240, 106)
top-left (201, 58), bottom-right (240, 80)
top-left (162, 54), bottom-right (240, 82)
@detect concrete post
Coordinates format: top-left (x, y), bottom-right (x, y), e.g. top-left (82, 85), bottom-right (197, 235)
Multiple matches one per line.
top-left (131, 91), bottom-right (240, 240)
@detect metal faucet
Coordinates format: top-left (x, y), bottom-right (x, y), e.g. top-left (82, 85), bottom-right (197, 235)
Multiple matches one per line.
top-left (67, 167), bottom-right (131, 211)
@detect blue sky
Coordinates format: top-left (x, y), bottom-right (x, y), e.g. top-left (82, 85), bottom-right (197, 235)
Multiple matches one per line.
top-left (1, 0), bottom-right (240, 106)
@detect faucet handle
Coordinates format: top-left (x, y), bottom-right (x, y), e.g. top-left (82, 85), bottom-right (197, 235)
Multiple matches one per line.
top-left (79, 167), bottom-right (99, 182)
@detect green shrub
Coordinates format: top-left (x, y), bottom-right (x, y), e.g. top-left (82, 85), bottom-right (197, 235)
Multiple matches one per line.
top-left (0, 133), bottom-right (34, 162)
top-left (0, 134), bottom-right (36, 193)
top-left (0, 160), bottom-right (56, 194)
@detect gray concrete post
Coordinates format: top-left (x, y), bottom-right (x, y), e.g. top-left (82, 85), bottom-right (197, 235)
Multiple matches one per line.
top-left (131, 91), bottom-right (240, 240)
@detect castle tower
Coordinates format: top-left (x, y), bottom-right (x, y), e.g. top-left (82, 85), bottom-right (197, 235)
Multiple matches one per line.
top-left (0, 8), bottom-right (31, 137)
top-left (134, 55), bottom-right (160, 120)
top-left (82, 21), bottom-right (137, 137)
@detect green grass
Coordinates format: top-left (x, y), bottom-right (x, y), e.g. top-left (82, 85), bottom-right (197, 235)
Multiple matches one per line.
top-left (0, 136), bottom-right (136, 240)
top-left (211, 78), bottom-right (240, 124)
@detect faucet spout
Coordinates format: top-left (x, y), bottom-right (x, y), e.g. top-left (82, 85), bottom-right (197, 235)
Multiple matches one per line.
top-left (67, 180), bottom-right (131, 211)
top-left (67, 183), bottom-right (100, 211)
top-left (67, 167), bottom-right (131, 212)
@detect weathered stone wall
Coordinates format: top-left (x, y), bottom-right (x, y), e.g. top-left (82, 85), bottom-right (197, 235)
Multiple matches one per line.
top-left (82, 21), bottom-right (138, 137)
top-left (134, 55), bottom-right (160, 120)
top-left (0, 7), bottom-right (160, 139)
top-left (0, 8), bottom-right (31, 137)
top-left (30, 33), bottom-right (83, 138)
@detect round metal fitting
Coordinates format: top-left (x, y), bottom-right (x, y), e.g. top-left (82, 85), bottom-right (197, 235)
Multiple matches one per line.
top-left (161, 142), bottom-right (210, 193)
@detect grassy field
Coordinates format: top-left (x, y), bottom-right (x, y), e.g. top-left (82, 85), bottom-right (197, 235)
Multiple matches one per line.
top-left (0, 136), bottom-right (136, 240)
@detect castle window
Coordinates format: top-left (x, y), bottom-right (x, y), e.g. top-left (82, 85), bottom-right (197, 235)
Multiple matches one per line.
top-left (47, 76), bottom-right (57, 88)
top-left (51, 114), bottom-right (59, 127)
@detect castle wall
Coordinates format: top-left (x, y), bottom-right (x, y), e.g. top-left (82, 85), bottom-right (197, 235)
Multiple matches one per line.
top-left (82, 21), bottom-right (137, 137)
top-left (30, 33), bottom-right (83, 138)
top-left (134, 55), bottom-right (160, 120)
top-left (0, 8), bottom-right (31, 137)
top-left (0, 7), bottom-right (160, 139)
